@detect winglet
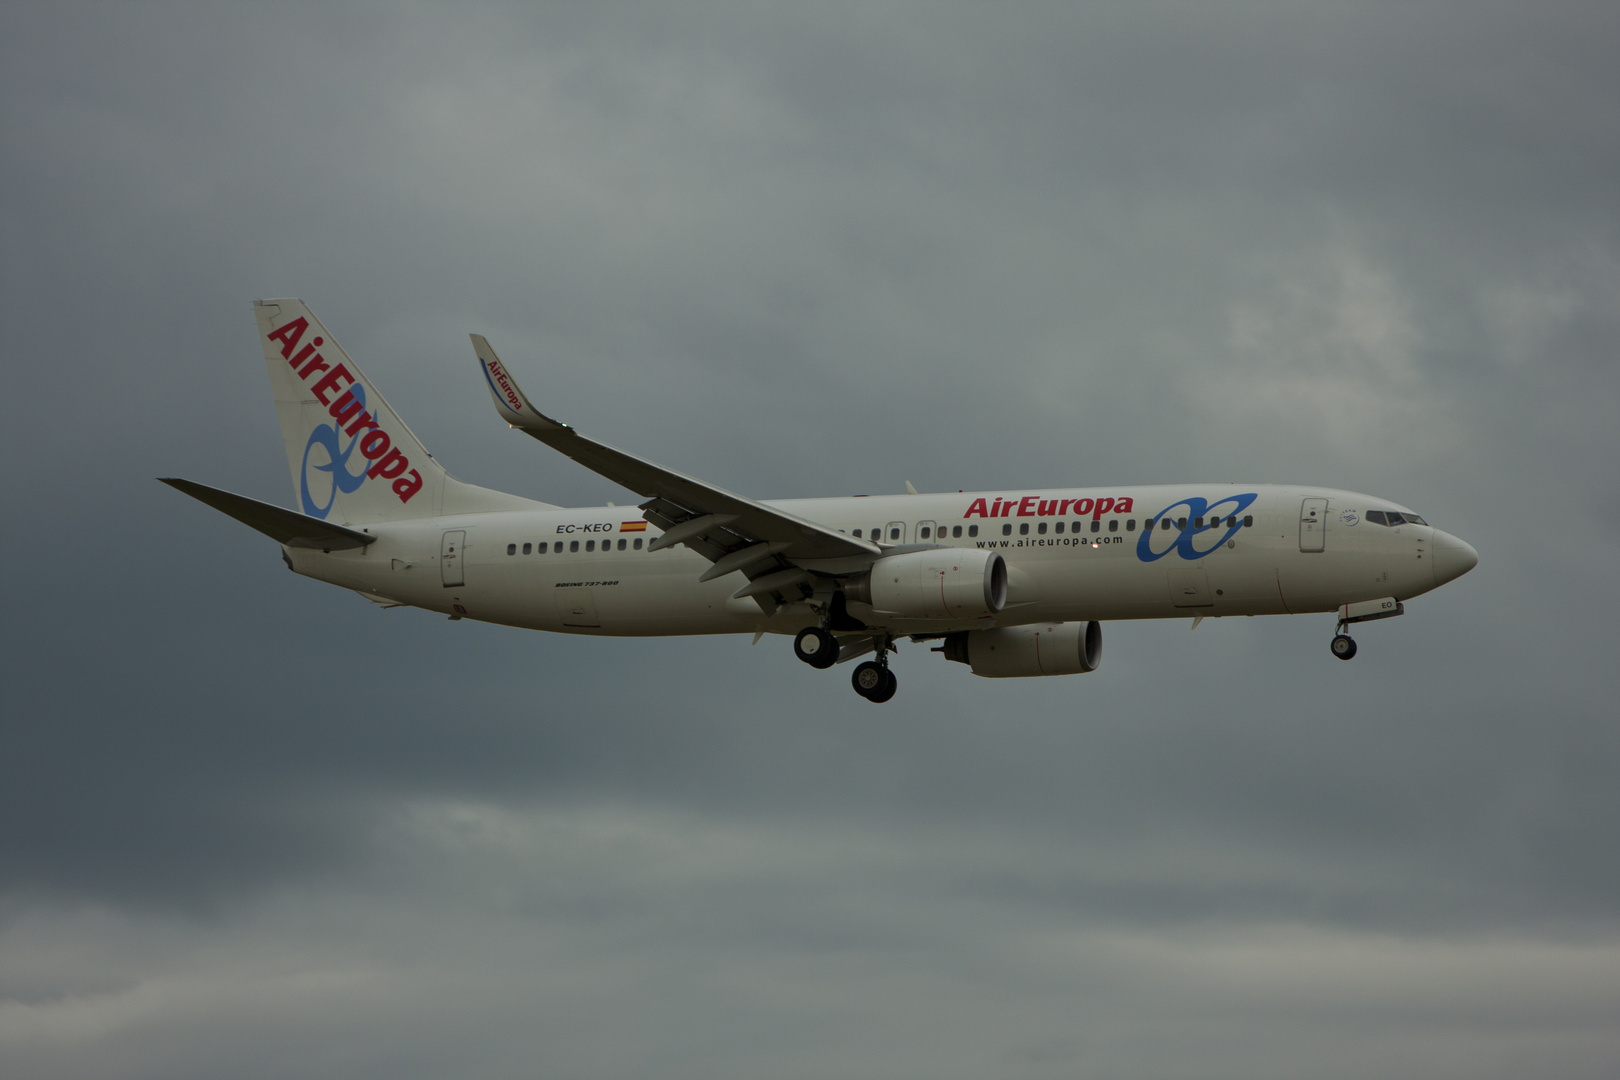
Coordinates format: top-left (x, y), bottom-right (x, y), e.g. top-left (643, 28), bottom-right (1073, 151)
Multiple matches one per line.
top-left (469, 334), bottom-right (567, 432)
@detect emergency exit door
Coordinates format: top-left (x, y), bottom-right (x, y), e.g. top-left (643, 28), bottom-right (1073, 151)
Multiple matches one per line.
top-left (441, 530), bottom-right (466, 587)
top-left (1299, 499), bottom-right (1328, 553)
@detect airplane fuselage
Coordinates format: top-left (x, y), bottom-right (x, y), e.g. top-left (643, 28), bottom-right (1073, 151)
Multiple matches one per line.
top-left (290, 483), bottom-right (1471, 639)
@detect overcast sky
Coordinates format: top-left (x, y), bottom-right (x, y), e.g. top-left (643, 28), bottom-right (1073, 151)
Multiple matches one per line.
top-left (3, 3), bottom-right (1618, 1077)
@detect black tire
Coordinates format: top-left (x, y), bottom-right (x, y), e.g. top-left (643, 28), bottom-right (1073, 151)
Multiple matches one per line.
top-left (867, 668), bottom-right (898, 703)
top-left (851, 660), bottom-right (887, 698)
top-left (1331, 634), bottom-right (1358, 660)
top-left (794, 627), bottom-right (840, 669)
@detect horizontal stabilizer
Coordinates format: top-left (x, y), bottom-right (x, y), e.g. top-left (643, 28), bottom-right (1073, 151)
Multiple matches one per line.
top-left (159, 478), bottom-right (376, 551)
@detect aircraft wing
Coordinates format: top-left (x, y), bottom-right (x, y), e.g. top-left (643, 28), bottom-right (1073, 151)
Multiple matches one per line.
top-left (470, 335), bottom-right (879, 601)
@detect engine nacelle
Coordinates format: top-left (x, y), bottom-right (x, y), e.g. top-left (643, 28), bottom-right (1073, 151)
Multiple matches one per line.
top-left (845, 548), bottom-right (1006, 620)
top-left (940, 621), bottom-right (1101, 678)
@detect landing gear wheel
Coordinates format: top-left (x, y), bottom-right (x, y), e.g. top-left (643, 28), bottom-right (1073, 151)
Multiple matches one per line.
top-left (794, 627), bottom-right (840, 669)
top-left (869, 668), bottom-right (898, 703)
top-left (1330, 634), bottom-right (1358, 660)
top-left (852, 660), bottom-right (896, 701)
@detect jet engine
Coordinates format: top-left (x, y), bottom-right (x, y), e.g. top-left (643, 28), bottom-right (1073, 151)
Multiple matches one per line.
top-left (939, 621), bottom-right (1101, 677)
top-left (844, 549), bottom-right (1006, 620)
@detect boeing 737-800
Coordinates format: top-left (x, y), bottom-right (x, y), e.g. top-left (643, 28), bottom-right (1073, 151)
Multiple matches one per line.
top-left (163, 300), bottom-right (1479, 702)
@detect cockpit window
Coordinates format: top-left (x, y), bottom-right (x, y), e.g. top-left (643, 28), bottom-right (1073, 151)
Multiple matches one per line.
top-left (1366, 509), bottom-right (1428, 527)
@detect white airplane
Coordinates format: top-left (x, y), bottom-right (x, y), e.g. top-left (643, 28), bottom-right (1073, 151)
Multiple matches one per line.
top-left (164, 300), bottom-right (1479, 703)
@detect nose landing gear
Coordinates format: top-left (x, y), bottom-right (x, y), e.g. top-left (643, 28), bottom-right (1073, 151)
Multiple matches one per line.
top-left (1328, 596), bottom-right (1404, 661)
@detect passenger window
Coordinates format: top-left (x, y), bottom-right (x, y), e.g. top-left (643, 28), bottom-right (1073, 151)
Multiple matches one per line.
top-left (1109, 519), bottom-right (1118, 532)
top-left (1176, 517), bottom-right (1187, 529)
top-left (1037, 522), bottom-right (1047, 534)
top-left (522, 542), bottom-right (532, 554)
top-left (1055, 521), bottom-right (1065, 534)
top-left (967, 525), bottom-right (978, 537)
top-left (618, 538), bottom-right (626, 550)
top-left (538, 542), bottom-right (548, 553)
top-left (1091, 520), bottom-right (1101, 533)
top-left (506, 543), bottom-right (516, 555)
top-left (570, 540), bottom-right (579, 552)
top-left (852, 528), bottom-right (862, 538)
top-left (1002, 524), bottom-right (1012, 536)
top-left (1126, 519), bottom-right (1136, 531)
top-left (585, 540), bottom-right (594, 551)
top-left (1016, 523), bottom-right (1027, 535)
top-left (1242, 516), bottom-right (1253, 527)
top-left (633, 538), bottom-right (643, 549)
top-left (953, 525), bottom-right (963, 538)
top-left (1195, 517), bottom-right (1204, 528)
top-left (1162, 519), bottom-right (1173, 530)
top-left (1071, 521), bottom-right (1082, 533)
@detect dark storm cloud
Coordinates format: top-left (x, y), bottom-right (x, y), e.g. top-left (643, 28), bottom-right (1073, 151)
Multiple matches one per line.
top-left (2, 3), bottom-right (1618, 1077)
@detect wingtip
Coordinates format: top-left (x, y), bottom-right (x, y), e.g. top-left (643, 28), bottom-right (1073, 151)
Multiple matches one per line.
top-left (469, 334), bottom-right (568, 431)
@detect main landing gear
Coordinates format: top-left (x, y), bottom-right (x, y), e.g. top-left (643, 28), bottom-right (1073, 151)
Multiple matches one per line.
top-left (851, 660), bottom-right (898, 703)
top-left (794, 626), bottom-right (899, 702)
top-left (793, 626), bottom-right (840, 669)
top-left (1330, 633), bottom-right (1358, 660)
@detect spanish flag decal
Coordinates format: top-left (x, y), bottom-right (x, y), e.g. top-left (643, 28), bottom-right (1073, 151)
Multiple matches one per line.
top-left (620, 520), bottom-right (648, 532)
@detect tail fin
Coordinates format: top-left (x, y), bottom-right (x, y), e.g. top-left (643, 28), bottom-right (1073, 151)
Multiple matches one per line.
top-left (254, 299), bottom-right (544, 523)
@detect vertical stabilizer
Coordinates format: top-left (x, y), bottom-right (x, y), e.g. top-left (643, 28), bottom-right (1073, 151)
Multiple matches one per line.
top-left (254, 300), bottom-right (541, 523)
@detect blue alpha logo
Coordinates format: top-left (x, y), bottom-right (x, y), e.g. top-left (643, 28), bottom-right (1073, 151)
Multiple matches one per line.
top-left (300, 384), bottom-right (372, 519)
top-left (1136, 492), bottom-right (1259, 563)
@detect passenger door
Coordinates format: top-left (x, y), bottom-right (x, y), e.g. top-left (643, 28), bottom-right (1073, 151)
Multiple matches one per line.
top-left (441, 530), bottom-right (466, 587)
top-left (1299, 498), bottom-right (1328, 553)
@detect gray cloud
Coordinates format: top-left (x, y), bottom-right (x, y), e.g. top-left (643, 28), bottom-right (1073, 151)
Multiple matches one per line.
top-left (2, 3), bottom-right (1617, 1077)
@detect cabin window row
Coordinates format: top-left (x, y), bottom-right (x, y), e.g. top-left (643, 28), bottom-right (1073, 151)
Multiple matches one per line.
top-left (852, 525), bottom-right (981, 539)
top-left (999, 515), bottom-right (1255, 536)
top-left (505, 512), bottom-right (1262, 555)
top-left (506, 537), bottom-right (647, 555)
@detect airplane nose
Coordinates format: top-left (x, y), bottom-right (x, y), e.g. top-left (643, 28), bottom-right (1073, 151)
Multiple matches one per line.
top-left (1431, 530), bottom-right (1479, 587)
